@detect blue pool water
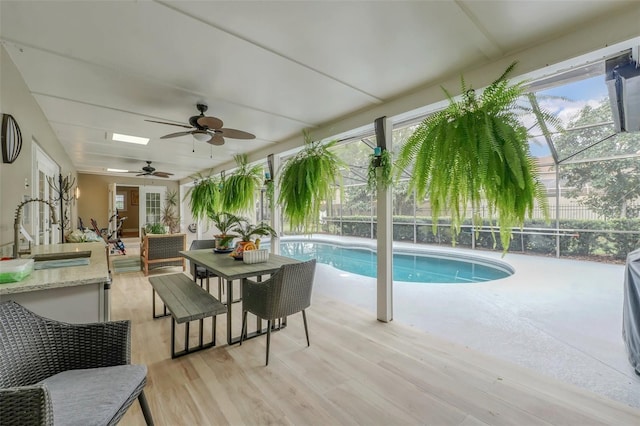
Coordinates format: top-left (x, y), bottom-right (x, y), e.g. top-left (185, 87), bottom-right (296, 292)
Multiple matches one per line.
top-left (279, 241), bottom-right (512, 283)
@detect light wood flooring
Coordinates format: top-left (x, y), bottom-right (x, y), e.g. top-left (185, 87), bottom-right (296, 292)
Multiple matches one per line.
top-left (111, 258), bottom-right (640, 425)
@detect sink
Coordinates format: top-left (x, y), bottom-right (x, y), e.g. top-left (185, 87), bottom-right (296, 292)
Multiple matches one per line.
top-left (31, 250), bottom-right (91, 270)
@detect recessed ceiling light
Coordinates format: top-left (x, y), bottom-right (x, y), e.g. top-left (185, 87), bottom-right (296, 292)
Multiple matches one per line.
top-left (107, 168), bottom-right (128, 173)
top-left (112, 133), bottom-right (149, 145)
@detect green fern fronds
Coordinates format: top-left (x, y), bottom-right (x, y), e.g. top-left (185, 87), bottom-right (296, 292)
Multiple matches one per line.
top-left (186, 173), bottom-right (222, 220)
top-left (221, 154), bottom-right (263, 214)
top-left (366, 149), bottom-right (394, 193)
top-left (279, 131), bottom-right (345, 232)
top-left (396, 61), bottom-right (550, 252)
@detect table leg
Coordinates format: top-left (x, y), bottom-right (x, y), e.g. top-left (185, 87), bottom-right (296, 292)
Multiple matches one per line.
top-left (226, 278), bottom-right (233, 344)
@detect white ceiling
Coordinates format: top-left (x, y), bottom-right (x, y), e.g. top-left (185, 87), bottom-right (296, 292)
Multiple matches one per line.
top-left (0, 0), bottom-right (637, 181)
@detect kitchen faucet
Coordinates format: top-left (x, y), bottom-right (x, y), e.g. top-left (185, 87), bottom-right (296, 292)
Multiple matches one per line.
top-left (13, 198), bottom-right (58, 259)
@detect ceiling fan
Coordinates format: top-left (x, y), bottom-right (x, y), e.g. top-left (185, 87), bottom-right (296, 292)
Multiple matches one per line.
top-left (146, 103), bottom-right (255, 145)
top-left (130, 161), bottom-right (174, 178)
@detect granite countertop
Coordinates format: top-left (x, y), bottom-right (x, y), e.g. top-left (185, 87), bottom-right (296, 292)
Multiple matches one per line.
top-left (0, 242), bottom-right (110, 295)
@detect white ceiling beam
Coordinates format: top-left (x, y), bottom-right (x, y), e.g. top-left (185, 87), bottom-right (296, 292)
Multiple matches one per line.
top-left (453, 0), bottom-right (503, 60)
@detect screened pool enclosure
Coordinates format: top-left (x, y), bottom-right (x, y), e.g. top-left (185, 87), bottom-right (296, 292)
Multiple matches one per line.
top-left (242, 52), bottom-right (640, 262)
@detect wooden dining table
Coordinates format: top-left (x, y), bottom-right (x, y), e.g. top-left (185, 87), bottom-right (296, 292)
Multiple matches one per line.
top-left (179, 249), bottom-right (300, 344)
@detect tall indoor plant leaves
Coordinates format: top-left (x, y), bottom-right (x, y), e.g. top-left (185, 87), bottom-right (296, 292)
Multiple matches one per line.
top-left (278, 131), bottom-right (345, 231)
top-left (395, 62), bottom-right (549, 251)
top-left (161, 189), bottom-right (180, 233)
top-left (221, 154), bottom-right (263, 214)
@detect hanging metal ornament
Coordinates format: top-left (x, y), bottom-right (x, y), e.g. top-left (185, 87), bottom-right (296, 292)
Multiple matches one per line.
top-left (1, 114), bottom-right (23, 164)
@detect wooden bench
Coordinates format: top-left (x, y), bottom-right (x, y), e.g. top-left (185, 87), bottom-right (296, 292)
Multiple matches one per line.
top-left (148, 273), bottom-right (227, 358)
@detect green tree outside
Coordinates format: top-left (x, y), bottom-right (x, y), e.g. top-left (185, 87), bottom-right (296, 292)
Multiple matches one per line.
top-left (553, 99), bottom-right (640, 219)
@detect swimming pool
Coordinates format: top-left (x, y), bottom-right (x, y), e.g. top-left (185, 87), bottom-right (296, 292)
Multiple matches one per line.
top-left (279, 240), bottom-right (513, 283)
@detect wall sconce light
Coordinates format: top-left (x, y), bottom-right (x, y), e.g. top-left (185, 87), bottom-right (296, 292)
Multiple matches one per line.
top-left (75, 187), bottom-right (80, 200)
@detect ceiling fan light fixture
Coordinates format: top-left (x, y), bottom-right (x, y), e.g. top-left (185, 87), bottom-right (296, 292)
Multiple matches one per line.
top-left (192, 132), bottom-right (210, 143)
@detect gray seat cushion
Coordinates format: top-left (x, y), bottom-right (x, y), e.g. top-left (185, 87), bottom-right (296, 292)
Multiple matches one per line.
top-left (38, 364), bottom-right (147, 426)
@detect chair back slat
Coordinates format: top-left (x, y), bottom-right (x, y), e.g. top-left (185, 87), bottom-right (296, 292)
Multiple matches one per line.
top-left (271, 259), bottom-right (316, 318)
top-left (0, 302), bottom-right (60, 387)
top-left (189, 239), bottom-right (217, 251)
top-left (189, 240), bottom-right (218, 278)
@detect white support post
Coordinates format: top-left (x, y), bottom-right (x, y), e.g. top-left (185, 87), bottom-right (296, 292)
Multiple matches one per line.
top-left (376, 117), bottom-right (393, 322)
top-left (270, 154), bottom-right (282, 255)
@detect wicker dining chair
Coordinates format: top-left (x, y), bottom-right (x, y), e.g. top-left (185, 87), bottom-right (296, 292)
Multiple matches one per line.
top-left (240, 259), bottom-right (317, 365)
top-left (189, 239), bottom-right (223, 298)
top-left (0, 301), bottom-right (153, 426)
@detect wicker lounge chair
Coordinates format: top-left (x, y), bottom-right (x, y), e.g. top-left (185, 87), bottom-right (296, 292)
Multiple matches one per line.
top-left (0, 301), bottom-right (153, 426)
top-left (140, 232), bottom-right (186, 276)
top-left (240, 259), bottom-right (317, 365)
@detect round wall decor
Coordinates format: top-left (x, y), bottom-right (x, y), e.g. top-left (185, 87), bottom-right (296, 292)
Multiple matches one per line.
top-left (1, 114), bottom-right (22, 164)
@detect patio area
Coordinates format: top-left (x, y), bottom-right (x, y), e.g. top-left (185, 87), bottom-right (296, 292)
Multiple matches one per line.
top-left (307, 235), bottom-right (640, 408)
top-left (109, 235), bottom-right (640, 424)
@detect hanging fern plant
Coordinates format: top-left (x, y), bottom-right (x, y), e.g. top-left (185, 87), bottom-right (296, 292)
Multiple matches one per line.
top-left (265, 178), bottom-right (275, 207)
top-left (395, 62), bottom-right (549, 251)
top-left (185, 173), bottom-right (221, 221)
top-left (221, 154), bottom-right (263, 214)
top-left (279, 131), bottom-right (345, 231)
top-left (366, 148), bottom-right (394, 193)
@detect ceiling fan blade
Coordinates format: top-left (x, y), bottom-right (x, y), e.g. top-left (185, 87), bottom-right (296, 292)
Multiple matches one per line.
top-left (136, 173), bottom-right (147, 177)
top-left (197, 116), bottom-right (224, 129)
top-left (145, 119), bottom-right (192, 129)
top-left (152, 172), bottom-right (172, 178)
top-left (218, 128), bottom-right (255, 139)
top-left (160, 131), bottom-right (193, 139)
top-left (207, 134), bottom-right (225, 146)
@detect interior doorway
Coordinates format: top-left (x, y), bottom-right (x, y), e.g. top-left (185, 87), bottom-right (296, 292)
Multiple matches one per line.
top-left (115, 186), bottom-right (140, 238)
top-left (32, 143), bottom-right (60, 245)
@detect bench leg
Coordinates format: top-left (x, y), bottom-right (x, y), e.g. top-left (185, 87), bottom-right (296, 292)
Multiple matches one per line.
top-left (171, 317), bottom-right (219, 359)
top-left (138, 391), bottom-right (154, 426)
top-left (152, 289), bottom-right (170, 319)
top-left (171, 318), bottom-right (177, 359)
top-left (184, 321), bottom-right (190, 356)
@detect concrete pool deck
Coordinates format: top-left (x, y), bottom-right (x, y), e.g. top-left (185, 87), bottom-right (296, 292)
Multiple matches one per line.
top-left (293, 235), bottom-right (640, 409)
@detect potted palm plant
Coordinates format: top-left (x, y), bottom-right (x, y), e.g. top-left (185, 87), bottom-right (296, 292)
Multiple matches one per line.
top-left (231, 219), bottom-right (278, 259)
top-left (395, 62), bottom-right (551, 252)
top-left (221, 154), bottom-right (263, 214)
top-left (278, 131), bottom-right (345, 231)
top-left (230, 220), bottom-right (277, 258)
top-left (161, 189), bottom-right (180, 233)
top-left (208, 211), bottom-right (243, 251)
top-left (233, 221), bottom-right (277, 245)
